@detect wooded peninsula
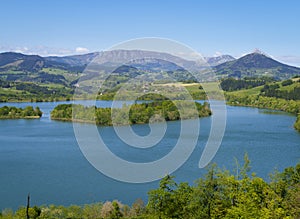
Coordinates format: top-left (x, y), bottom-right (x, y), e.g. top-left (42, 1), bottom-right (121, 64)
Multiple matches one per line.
top-left (50, 100), bottom-right (212, 126)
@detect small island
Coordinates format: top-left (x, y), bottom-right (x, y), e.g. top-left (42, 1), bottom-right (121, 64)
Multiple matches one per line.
top-left (0, 106), bottom-right (43, 119)
top-left (50, 100), bottom-right (211, 126)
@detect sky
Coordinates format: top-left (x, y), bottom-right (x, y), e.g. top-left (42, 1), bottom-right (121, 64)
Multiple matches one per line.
top-left (0, 0), bottom-right (300, 66)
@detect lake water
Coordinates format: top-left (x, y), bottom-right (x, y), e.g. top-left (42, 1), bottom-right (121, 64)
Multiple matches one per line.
top-left (0, 101), bottom-right (299, 210)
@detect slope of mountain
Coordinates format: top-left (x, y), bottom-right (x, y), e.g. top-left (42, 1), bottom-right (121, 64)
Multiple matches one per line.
top-left (215, 52), bottom-right (300, 79)
top-left (0, 52), bottom-right (98, 73)
top-left (94, 49), bottom-right (201, 71)
top-left (45, 52), bottom-right (99, 67)
top-left (128, 58), bottom-right (184, 72)
top-left (205, 55), bottom-right (235, 66)
top-left (0, 52), bottom-right (45, 72)
top-left (108, 58), bottom-right (197, 84)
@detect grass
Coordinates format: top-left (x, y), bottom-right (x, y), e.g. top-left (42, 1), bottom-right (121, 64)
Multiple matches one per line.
top-left (41, 68), bottom-right (80, 82)
top-left (38, 83), bottom-right (66, 89)
top-left (279, 82), bottom-right (300, 91)
top-left (154, 82), bottom-right (221, 92)
top-left (227, 85), bottom-right (263, 96)
top-left (0, 87), bottom-right (25, 95)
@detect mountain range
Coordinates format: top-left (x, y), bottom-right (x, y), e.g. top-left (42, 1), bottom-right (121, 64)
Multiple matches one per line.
top-left (0, 50), bottom-right (299, 86)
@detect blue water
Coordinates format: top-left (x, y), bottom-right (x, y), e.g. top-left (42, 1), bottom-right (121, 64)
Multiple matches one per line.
top-left (0, 101), bottom-right (299, 210)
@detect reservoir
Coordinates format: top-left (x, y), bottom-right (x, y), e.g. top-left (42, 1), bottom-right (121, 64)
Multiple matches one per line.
top-left (0, 101), bottom-right (299, 210)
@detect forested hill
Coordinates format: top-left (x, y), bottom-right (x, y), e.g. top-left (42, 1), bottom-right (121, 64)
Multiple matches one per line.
top-left (214, 52), bottom-right (300, 79)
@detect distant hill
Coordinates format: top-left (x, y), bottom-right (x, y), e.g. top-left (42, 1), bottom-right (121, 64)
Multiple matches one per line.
top-left (0, 52), bottom-right (99, 73)
top-left (214, 52), bottom-right (300, 79)
top-left (128, 57), bottom-right (185, 72)
top-left (108, 58), bottom-right (197, 84)
top-left (93, 49), bottom-right (201, 71)
top-left (205, 55), bottom-right (235, 66)
top-left (45, 52), bottom-right (99, 67)
top-left (0, 50), bottom-right (300, 86)
top-left (0, 52), bottom-right (45, 72)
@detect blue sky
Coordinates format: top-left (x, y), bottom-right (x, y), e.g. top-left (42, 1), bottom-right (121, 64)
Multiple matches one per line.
top-left (0, 0), bottom-right (300, 65)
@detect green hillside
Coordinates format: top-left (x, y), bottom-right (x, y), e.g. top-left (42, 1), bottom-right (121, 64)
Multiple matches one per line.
top-left (215, 52), bottom-right (300, 79)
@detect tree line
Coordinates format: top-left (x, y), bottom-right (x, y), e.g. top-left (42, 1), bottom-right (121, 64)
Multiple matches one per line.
top-left (0, 80), bottom-right (74, 102)
top-left (261, 82), bottom-right (300, 100)
top-left (0, 106), bottom-right (42, 119)
top-left (50, 101), bottom-right (212, 126)
top-left (226, 93), bottom-right (300, 132)
top-left (1, 155), bottom-right (299, 218)
top-left (220, 77), bottom-right (276, 92)
top-left (220, 77), bottom-right (300, 101)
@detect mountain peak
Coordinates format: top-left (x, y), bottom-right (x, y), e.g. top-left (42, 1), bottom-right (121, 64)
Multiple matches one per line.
top-left (252, 48), bottom-right (264, 55)
top-left (205, 55), bottom-right (235, 66)
top-left (215, 51), bottom-right (300, 79)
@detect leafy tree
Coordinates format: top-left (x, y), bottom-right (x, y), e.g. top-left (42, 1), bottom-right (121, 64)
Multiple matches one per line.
top-left (147, 175), bottom-right (193, 218)
top-left (0, 106), bottom-right (43, 119)
top-left (51, 101), bottom-right (211, 126)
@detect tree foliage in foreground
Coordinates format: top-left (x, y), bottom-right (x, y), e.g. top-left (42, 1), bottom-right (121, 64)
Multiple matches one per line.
top-left (1, 156), bottom-right (299, 218)
top-left (147, 155), bottom-right (300, 219)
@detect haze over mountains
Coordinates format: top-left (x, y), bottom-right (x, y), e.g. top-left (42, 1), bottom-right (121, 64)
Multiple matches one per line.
top-left (0, 50), bottom-right (300, 85)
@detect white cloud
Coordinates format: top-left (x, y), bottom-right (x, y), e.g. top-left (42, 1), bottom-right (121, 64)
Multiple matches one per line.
top-left (0, 45), bottom-right (92, 56)
top-left (214, 51), bottom-right (223, 57)
top-left (75, 47), bottom-right (89, 53)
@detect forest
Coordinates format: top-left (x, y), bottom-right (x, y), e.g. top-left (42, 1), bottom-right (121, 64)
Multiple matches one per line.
top-left (261, 82), bottom-right (300, 100)
top-left (220, 76), bottom-right (300, 101)
top-left (0, 106), bottom-right (42, 119)
top-left (1, 155), bottom-right (299, 218)
top-left (220, 77), bottom-right (276, 91)
top-left (50, 100), bottom-right (212, 126)
top-left (0, 80), bottom-right (74, 103)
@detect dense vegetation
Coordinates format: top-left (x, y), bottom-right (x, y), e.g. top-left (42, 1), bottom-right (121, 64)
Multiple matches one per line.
top-left (295, 116), bottom-right (300, 132)
top-left (219, 76), bottom-right (300, 101)
top-left (220, 77), bottom-right (275, 91)
top-left (0, 80), bottom-right (74, 102)
top-left (222, 76), bottom-right (300, 132)
top-left (226, 88), bottom-right (300, 132)
top-left (51, 101), bottom-right (211, 125)
top-left (261, 80), bottom-right (300, 100)
top-left (226, 94), bottom-right (300, 115)
top-left (1, 156), bottom-right (299, 218)
top-left (0, 106), bottom-right (42, 119)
